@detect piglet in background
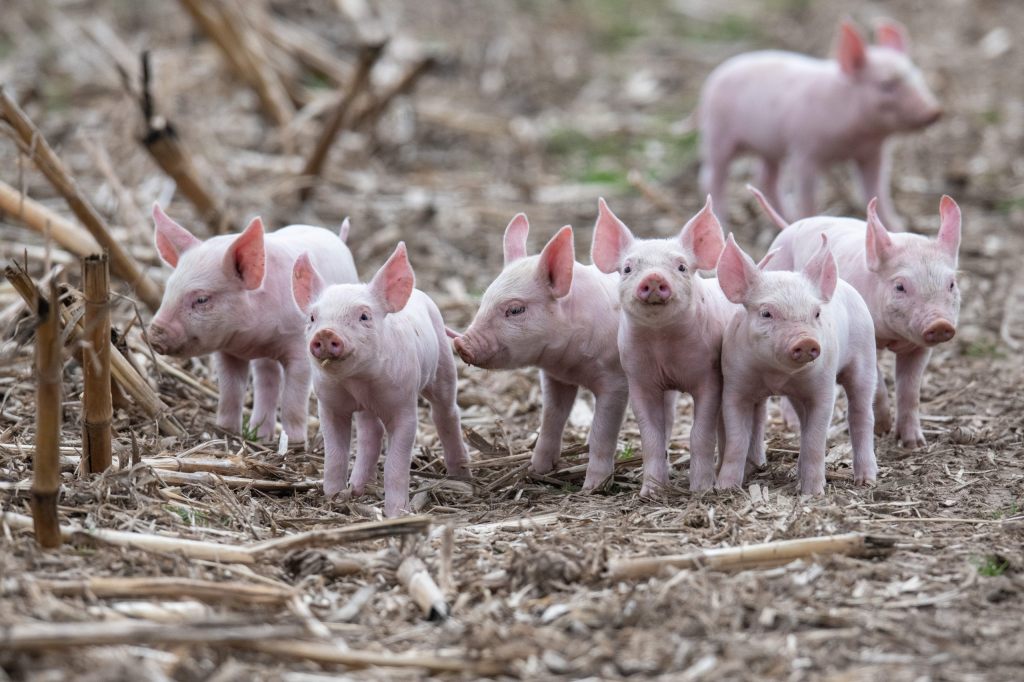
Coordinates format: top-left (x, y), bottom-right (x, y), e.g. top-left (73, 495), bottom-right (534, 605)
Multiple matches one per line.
top-left (293, 243), bottom-right (470, 517)
top-left (592, 197), bottom-right (739, 494)
top-left (753, 187), bottom-right (962, 447)
top-left (715, 235), bottom-right (878, 494)
top-left (147, 205), bottom-right (357, 443)
top-left (699, 18), bottom-right (941, 230)
top-left (451, 217), bottom-right (627, 491)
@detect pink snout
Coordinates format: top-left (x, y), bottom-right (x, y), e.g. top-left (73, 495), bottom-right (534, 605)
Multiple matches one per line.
top-left (636, 274), bottom-right (672, 304)
top-left (922, 320), bottom-right (956, 345)
top-left (789, 338), bottom-right (821, 364)
top-left (452, 336), bottom-right (474, 365)
top-left (147, 323), bottom-right (178, 356)
top-left (310, 329), bottom-right (345, 360)
top-left (923, 106), bottom-right (943, 126)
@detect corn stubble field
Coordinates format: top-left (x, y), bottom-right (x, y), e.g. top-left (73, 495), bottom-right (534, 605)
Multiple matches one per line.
top-left (0, 0), bottom-right (1022, 680)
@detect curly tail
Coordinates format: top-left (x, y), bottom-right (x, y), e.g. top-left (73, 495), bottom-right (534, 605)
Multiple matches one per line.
top-left (746, 184), bottom-right (789, 230)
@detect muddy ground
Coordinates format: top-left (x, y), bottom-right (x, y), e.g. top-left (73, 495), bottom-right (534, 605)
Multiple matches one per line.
top-left (0, 0), bottom-right (1022, 680)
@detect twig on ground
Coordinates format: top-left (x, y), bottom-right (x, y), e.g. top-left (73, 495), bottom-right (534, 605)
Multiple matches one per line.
top-left (397, 555), bottom-right (449, 620)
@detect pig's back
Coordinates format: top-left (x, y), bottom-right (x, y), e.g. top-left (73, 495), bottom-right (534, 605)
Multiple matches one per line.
top-left (769, 217), bottom-right (868, 277)
top-left (831, 280), bottom-right (876, 366)
top-left (395, 290), bottom-right (444, 390)
top-left (270, 225), bottom-right (358, 286)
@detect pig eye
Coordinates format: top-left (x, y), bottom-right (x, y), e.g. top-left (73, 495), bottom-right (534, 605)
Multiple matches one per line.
top-left (760, 310), bottom-right (772, 319)
top-left (678, 264), bottom-right (687, 273)
top-left (360, 313), bottom-right (370, 322)
top-left (193, 295), bottom-right (210, 308)
top-left (895, 283), bottom-right (906, 293)
top-left (815, 310), bottom-right (821, 319)
top-left (623, 266), bottom-right (632, 274)
top-left (948, 281), bottom-right (956, 291)
top-left (309, 313), bottom-right (316, 323)
top-left (506, 305), bottom-right (526, 317)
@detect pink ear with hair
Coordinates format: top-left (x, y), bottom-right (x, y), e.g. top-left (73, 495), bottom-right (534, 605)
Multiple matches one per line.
top-left (292, 252), bottom-right (325, 313)
top-left (225, 217), bottom-right (266, 290)
top-left (152, 203), bottom-right (201, 268)
top-left (936, 195), bottom-right (961, 262)
top-left (680, 195), bottom-right (726, 270)
top-left (503, 213), bottom-right (530, 266)
top-left (874, 19), bottom-right (909, 53)
top-left (802, 235), bottom-right (838, 303)
top-left (864, 197), bottom-right (895, 271)
top-left (370, 242), bottom-right (415, 313)
top-left (338, 217), bottom-right (351, 243)
top-left (716, 235), bottom-right (759, 304)
top-left (591, 198), bottom-right (634, 274)
top-left (537, 225), bottom-right (575, 299)
top-left (837, 20), bottom-right (867, 75)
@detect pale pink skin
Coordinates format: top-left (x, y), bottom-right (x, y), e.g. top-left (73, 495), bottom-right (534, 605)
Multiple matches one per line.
top-left (592, 196), bottom-right (744, 495)
top-left (147, 205), bottom-right (357, 443)
top-left (451, 216), bottom-right (627, 491)
top-left (293, 243), bottom-right (470, 517)
top-left (716, 235), bottom-right (878, 495)
top-left (699, 19), bottom-right (941, 231)
top-left (758, 189), bottom-right (962, 447)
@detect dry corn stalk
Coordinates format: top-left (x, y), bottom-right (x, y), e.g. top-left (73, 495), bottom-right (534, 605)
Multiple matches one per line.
top-left (31, 281), bottom-right (63, 549)
top-left (81, 254), bottom-right (113, 474)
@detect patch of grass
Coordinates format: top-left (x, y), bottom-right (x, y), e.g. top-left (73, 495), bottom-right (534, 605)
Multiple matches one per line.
top-left (617, 443), bottom-right (637, 460)
top-left (301, 71), bottom-right (333, 90)
top-left (996, 196), bottom-right (1024, 213)
top-left (544, 127), bottom-right (699, 188)
top-left (981, 109), bottom-right (1001, 125)
top-left (963, 340), bottom-right (1005, 359)
top-left (992, 501), bottom-right (1020, 519)
top-left (166, 504), bottom-right (209, 526)
top-left (241, 414), bottom-right (263, 442)
top-left (972, 555), bottom-right (1009, 577)
top-left (578, 167), bottom-right (630, 188)
top-left (682, 14), bottom-right (759, 43)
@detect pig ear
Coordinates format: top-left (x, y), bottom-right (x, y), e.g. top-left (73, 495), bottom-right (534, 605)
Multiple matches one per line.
top-left (679, 195), bottom-right (726, 271)
top-left (224, 217), bottom-right (267, 290)
top-left (152, 203), bottom-right (200, 268)
top-left (370, 242), bottom-right (415, 313)
top-left (591, 198), bottom-right (634, 274)
top-left (802, 235), bottom-right (838, 303)
top-left (716, 234), bottom-right (759, 304)
top-left (757, 248), bottom-right (780, 271)
top-left (836, 20), bottom-right (867, 75)
top-left (503, 213), bottom-right (530, 265)
top-left (874, 19), bottom-right (909, 53)
top-left (292, 252), bottom-right (325, 313)
top-left (935, 195), bottom-right (962, 263)
top-left (537, 226), bottom-right (575, 299)
top-left (338, 217), bottom-right (351, 243)
top-left (864, 197), bottom-right (895, 271)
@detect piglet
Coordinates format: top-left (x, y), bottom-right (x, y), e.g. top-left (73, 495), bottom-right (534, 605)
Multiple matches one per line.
top-left (293, 243), bottom-right (470, 516)
top-left (699, 18), bottom-right (941, 230)
top-left (715, 235), bottom-right (878, 494)
top-left (592, 197), bottom-right (740, 494)
top-left (148, 205), bottom-right (357, 442)
top-left (754, 187), bottom-right (962, 447)
top-left (451, 216), bottom-right (627, 490)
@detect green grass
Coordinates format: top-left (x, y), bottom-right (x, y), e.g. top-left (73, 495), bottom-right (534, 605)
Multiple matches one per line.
top-left (996, 196), bottom-right (1024, 214)
top-left (241, 414), bottom-right (263, 442)
top-left (992, 501), bottom-right (1020, 519)
top-left (166, 504), bottom-right (209, 527)
top-left (617, 443), bottom-right (637, 460)
top-left (972, 555), bottom-right (1010, 577)
top-left (963, 340), bottom-right (1006, 359)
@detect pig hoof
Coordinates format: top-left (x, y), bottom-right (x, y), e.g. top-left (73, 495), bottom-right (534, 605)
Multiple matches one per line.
top-left (529, 457), bottom-right (558, 475)
top-left (798, 480), bottom-right (826, 496)
top-left (689, 475), bottom-right (715, 493)
top-left (383, 503), bottom-right (409, 518)
top-left (581, 470), bottom-right (612, 493)
top-left (897, 429), bottom-right (926, 448)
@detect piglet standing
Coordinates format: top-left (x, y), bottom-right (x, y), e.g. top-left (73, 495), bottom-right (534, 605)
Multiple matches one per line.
top-left (592, 197), bottom-right (740, 494)
top-left (754, 188), bottom-right (962, 447)
top-left (147, 205), bottom-right (357, 443)
top-left (699, 18), bottom-right (941, 230)
top-left (451, 217), bottom-right (627, 491)
top-left (293, 243), bottom-right (470, 517)
top-left (715, 235), bottom-right (878, 494)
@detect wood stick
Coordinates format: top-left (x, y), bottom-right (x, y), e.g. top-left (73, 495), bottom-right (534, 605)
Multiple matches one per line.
top-left (31, 281), bottom-right (63, 549)
top-left (299, 41), bottom-right (385, 200)
top-left (153, 469), bottom-right (319, 492)
top-left (606, 532), bottom-right (896, 580)
top-left (22, 576), bottom-right (295, 605)
top-left (82, 254), bottom-right (113, 474)
top-left (0, 87), bottom-right (163, 312)
top-left (0, 620), bottom-right (306, 651)
top-left (247, 515), bottom-right (432, 557)
top-left (0, 181), bottom-right (102, 257)
top-left (138, 51), bottom-right (233, 235)
top-left (257, 15), bottom-right (350, 86)
top-left (397, 556), bottom-right (449, 620)
top-left (241, 639), bottom-right (505, 675)
top-left (349, 56), bottom-right (435, 132)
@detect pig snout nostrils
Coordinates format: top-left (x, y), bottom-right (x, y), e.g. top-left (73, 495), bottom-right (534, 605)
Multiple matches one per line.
top-left (923, 320), bottom-right (956, 345)
top-left (310, 329), bottom-right (345, 359)
top-left (452, 337), bottom-right (473, 364)
top-left (636, 274), bottom-right (672, 304)
top-left (789, 338), bottom-right (820, 364)
top-left (148, 324), bottom-right (170, 355)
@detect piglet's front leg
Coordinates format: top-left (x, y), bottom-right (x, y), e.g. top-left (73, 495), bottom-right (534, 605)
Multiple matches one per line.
top-left (630, 381), bottom-right (670, 497)
top-left (382, 406), bottom-right (419, 518)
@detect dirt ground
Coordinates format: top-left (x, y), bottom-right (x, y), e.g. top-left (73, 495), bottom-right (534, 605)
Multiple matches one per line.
top-left (1, 0), bottom-right (1023, 680)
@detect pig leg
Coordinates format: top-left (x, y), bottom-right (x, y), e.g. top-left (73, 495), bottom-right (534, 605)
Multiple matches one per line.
top-left (701, 147), bottom-right (734, 227)
top-left (873, 358), bottom-right (893, 435)
top-left (759, 159), bottom-right (785, 221)
top-left (382, 406), bottom-right (419, 517)
top-left (663, 391), bottom-right (678, 442)
top-left (689, 385), bottom-right (721, 492)
top-left (350, 411), bottom-right (384, 495)
top-left (581, 382), bottom-right (628, 492)
top-left (251, 359), bottom-right (283, 441)
top-left (423, 351), bottom-right (471, 480)
top-left (779, 396), bottom-right (800, 431)
top-left (630, 381), bottom-right (669, 497)
top-left (840, 362), bottom-right (878, 485)
top-left (318, 396), bottom-right (353, 497)
top-left (856, 146), bottom-right (905, 232)
top-left (213, 352), bottom-right (248, 435)
top-left (716, 387), bottom-right (753, 490)
top-left (794, 393), bottom-right (833, 496)
top-left (279, 354), bottom-right (313, 443)
top-left (792, 156), bottom-right (820, 219)
top-left (531, 372), bottom-right (577, 475)
top-left (746, 398), bottom-right (768, 472)
top-left (894, 346), bottom-right (931, 447)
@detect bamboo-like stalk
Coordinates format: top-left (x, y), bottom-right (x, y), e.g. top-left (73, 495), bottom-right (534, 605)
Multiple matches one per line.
top-left (31, 281), bottom-right (63, 549)
top-left (606, 533), bottom-right (897, 581)
top-left (0, 87), bottom-right (163, 312)
top-left (299, 41), bottom-right (385, 200)
top-left (397, 556), bottom-right (449, 621)
top-left (0, 181), bottom-right (102, 257)
top-left (23, 576), bottom-right (295, 605)
top-left (1, 620), bottom-right (306, 651)
top-left (81, 254), bottom-right (113, 474)
top-left (242, 639), bottom-right (505, 675)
